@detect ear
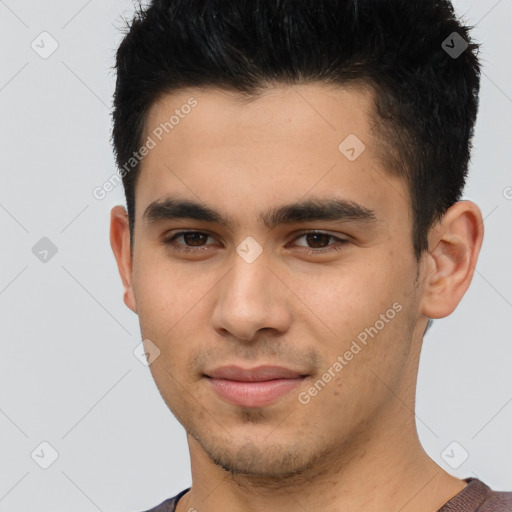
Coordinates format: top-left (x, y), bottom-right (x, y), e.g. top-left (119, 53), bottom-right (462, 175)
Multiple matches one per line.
top-left (419, 200), bottom-right (484, 319)
top-left (110, 205), bottom-right (138, 314)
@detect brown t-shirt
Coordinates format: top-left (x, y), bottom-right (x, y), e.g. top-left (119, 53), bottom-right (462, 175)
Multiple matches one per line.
top-left (141, 478), bottom-right (512, 512)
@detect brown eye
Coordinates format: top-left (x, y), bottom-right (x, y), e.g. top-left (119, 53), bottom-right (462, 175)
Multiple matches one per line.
top-left (292, 231), bottom-right (349, 253)
top-left (301, 233), bottom-right (332, 249)
top-left (162, 231), bottom-right (216, 253)
top-left (180, 232), bottom-right (209, 246)
top-left (162, 230), bottom-right (349, 256)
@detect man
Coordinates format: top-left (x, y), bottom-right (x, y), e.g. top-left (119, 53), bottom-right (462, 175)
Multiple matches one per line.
top-left (109, 1), bottom-right (512, 511)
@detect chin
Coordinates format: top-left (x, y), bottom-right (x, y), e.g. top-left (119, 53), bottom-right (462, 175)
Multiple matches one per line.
top-left (194, 430), bottom-right (322, 479)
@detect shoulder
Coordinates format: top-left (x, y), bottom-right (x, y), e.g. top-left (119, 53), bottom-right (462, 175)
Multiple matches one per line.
top-left (439, 478), bottom-right (512, 512)
top-left (138, 488), bottom-right (191, 512)
top-left (480, 485), bottom-right (512, 511)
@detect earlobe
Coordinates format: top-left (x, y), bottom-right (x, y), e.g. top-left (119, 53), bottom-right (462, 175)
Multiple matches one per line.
top-left (109, 205), bottom-right (138, 314)
top-left (419, 201), bottom-right (484, 319)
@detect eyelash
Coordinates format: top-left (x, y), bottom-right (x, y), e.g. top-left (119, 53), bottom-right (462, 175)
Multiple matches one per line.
top-left (162, 230), bottom-right (349, 255)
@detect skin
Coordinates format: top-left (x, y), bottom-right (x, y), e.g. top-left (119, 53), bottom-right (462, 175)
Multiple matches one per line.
top-left (110, 84), bottom-right (484, 512)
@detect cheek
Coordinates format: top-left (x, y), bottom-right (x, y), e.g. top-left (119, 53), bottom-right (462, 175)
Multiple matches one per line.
top-left (132, 254), bottom-right (224, 375)
top-left (133, 252), bottom-right (213, 332)
top-left (296, 259), bottom-right (402, 336)
top-left (296, 299), bottom-right (413, 436)
top-left (295, 254), bottom-right (414, 394)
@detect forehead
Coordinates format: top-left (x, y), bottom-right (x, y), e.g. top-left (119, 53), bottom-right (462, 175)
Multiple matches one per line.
top-left (137, 84), bottom-right (410, 228)
top-left (145, 83), bottom-right (376, 153)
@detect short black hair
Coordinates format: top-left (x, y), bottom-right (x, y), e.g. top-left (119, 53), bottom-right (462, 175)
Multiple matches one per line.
top-left (111, 0), bottom-right (481, 260)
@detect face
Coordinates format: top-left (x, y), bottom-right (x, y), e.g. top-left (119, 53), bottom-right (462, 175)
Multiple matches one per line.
top-left (121, 84), bottom-right (427, 477)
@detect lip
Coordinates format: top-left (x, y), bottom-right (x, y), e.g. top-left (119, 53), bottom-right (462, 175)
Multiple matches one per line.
top-left (204, 365), bottom-right (308, 408)
top-left (205, 365), bottom-right (306, 381)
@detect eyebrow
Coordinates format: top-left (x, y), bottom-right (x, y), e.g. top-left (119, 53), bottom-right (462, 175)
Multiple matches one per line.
top-left (142, 196), bottom-right (378, 230)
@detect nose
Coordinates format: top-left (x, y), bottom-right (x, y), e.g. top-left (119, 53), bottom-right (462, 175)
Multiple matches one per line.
top-left (210, 250), bottom-right (292, 342)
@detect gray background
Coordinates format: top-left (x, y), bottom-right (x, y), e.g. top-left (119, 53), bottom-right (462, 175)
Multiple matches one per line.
top-left (0, 0), bottom-right (511, 510)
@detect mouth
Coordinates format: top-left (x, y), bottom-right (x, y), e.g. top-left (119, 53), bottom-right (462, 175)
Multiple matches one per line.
top-left (203, 365), bottom-right (309, 408)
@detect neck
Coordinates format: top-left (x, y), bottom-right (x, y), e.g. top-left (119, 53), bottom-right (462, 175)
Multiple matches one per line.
top-left (177, 401), bottom-right (466, 512)
top-left (177, 334), bottom-right (465, 512)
